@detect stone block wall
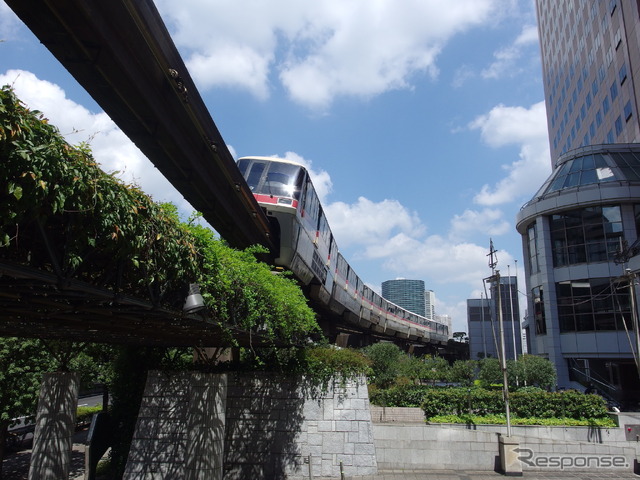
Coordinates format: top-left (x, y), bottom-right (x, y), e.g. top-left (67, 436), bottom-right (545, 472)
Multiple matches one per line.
top-left (124, 372), bottom-right (227, 480)
top-left (124, 372), bottom-right (377, 479)
top-left (224, 374), bottom-right (376, 479)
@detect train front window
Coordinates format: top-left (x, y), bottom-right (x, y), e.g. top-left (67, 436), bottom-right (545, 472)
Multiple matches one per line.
top-left (246, 162), bottom-right (266, 193)
top-left (258, 163), bottom-right (303, 199)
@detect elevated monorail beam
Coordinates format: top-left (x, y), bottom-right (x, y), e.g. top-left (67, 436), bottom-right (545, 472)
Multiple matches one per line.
top-left (6, 0), bottom-right (274, 252)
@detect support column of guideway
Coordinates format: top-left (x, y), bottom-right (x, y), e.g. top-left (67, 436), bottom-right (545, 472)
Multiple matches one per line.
top-left (28, 372), bottom-right (80, 480)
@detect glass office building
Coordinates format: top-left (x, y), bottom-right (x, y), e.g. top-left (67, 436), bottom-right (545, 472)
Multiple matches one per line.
top-left (517, 144), bottom-right (640, 403)
top-left (522, 0), bottom-right (640, 405)
top-left (381, 279), bottom-right (426, 317)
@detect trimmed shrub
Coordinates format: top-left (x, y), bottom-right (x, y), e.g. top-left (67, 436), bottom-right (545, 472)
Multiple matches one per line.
top-left (413, 387), bottom-right (610, 420)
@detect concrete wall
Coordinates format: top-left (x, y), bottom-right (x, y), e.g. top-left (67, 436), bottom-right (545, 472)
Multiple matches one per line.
top-left (372, 409), bottom-right (640, 473)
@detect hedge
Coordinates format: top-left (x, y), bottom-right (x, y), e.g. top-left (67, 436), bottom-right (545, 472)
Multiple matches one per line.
top-left (370, 386), bottom-right (610, 420)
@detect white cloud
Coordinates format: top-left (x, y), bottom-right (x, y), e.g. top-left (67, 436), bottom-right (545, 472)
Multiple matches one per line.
top-left (0, 70), bottom-right (194, 214)
top-left (482, 24), bottom-right (539, 80)
top-left (324, 197), bottom-right (424, 250)
top-left (157, 0), bottom-right (512, 110)
top-left (469, 101), bottom-right (551, 206)
top-left (449, 208), bottom-right (511, 242)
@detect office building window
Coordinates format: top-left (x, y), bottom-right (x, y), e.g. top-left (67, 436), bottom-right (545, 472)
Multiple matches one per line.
top-left (625, 101), bottom-right (633, 121)
top-left (550, 205), bottom-right (623, 267)
top-left (532, 286), bottom-right (546, 335)
top-left (610, 81), bottom-right (618, 101)
top-left (619, 63), bottom-right (628, 85)
top-left (603, 96), bottom-right (610, 114)
top-left (615, 115), bottom-right (623, 136)
top-left (596, 109), bottom-right (603, 127)
top-left (527, 222), bottom-right (539, 274)
top-left (556, 278), bottom-right (630, 332)
top-left (606, 129), bottom-right (615, 143)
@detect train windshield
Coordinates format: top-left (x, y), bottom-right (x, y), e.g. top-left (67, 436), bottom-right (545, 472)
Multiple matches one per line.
top-left (237, 158), bottom-right (304, 200)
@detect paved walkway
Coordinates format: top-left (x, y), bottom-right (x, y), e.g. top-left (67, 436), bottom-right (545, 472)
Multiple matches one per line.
top-left (3, 432), bottom-right (638, 480)
top-left (323, 471), bottom-right (639, 480)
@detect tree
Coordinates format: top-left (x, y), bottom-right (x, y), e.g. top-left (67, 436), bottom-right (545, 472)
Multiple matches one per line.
top-left (478, 357), bottom-right (502, 387)
top-left (513, 354), bottom-right (557, 390)
top-left (398, 356), bottom-right (429, 385)
top-left (421, 356), bottom-right (450, 385)
top-left (448, 360), bottom-right (477, 386)
top-left (362, 342), bottom-right (403, 388)
top-left (452, 332), bottom-right (469, 343)
top-left (0, 338), bottom-right (53, 477)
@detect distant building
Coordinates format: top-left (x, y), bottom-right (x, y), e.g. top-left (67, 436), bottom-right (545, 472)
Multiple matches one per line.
top-left (424, 290), bottom-right (435, 321)
top-left (467, 276), bottom-right (522, 360)
top-left (381, 279), bottom-right (426, 317)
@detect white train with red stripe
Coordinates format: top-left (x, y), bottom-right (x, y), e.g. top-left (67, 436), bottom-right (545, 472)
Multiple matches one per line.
top-left (237, 156), bottom-right (449, 345)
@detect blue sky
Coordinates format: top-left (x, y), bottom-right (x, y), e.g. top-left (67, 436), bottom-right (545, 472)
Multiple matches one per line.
top-left (0, 0), bottom-right (552, 333)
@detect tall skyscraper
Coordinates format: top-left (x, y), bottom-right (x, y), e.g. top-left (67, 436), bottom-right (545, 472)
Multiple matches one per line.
top-left (516, 0), bottom-right (640, 404)
top-left (424, 290), bottom-right (435, 321)
top-left (536, 0), bottom-right (640, 161)
top-left (381, 279), bottom-right (426, 317)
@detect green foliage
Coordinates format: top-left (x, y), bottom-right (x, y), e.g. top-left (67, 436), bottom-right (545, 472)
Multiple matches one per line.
top-left (303, 346), bottom-right (371, 386)
top-left (477, 355), bottom-right (557, 390)
top-left (421, 356), bottom-right (450, 385)
top-left (76, 405), bottom-right (103, 425)
top-left (396, 356), bottom-right (430, 385)
top-left (512, 354), bottom-right (557, 389)
top-left (0, 337), bottom-right (53, 425)
top-left (415, 387), bottom-right (610, 420)
top-left (428, 414), bottom-right (616, 427)
top-left (362, 342), bottom-right (403, 388)
top-left (369, 385), bottom-right (434, 408)
top-left (477, 357), bottom-right (503, 387)
top-left (448, 360), bottom-right (477, 386)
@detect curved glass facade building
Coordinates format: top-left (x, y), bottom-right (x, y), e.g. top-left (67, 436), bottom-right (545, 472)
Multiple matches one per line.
top-left (381, 279), bottom-right (426, 317)
top-left (517, 144), bottom-right (640, 403)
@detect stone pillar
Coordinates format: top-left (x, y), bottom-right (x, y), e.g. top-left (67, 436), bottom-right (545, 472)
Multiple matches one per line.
top-left (28, 372), bottom-right (80, 480)
top-left (498, 434), bottom-right (523, 476)
top-left (185, 373), bottom-right (227, 480)
top-left (124, 371), bottom-right (227, 480)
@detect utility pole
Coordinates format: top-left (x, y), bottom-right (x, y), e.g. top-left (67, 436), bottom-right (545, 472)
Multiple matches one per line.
top-left (480, 291), bottom-right (487, 359)
top-left (487, 239), bottom-right (511, 436)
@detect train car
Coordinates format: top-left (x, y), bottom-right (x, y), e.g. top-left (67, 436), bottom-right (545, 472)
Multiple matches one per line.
top-left (237, 156), bottom-right (449, 345)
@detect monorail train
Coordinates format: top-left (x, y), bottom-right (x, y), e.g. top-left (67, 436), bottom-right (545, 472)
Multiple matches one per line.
top-left (236, 156), bottom-right (449, 345)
